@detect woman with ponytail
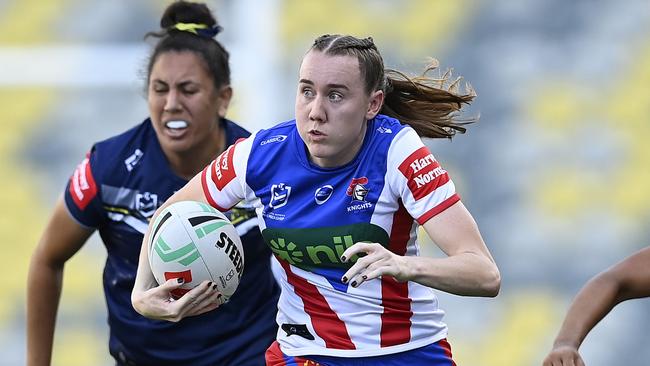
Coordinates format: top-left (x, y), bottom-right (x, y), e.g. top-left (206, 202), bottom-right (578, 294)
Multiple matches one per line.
top-left (27, 2), bottom-right (279, 365)
top-left (133, 34), bottom-right (500, 365)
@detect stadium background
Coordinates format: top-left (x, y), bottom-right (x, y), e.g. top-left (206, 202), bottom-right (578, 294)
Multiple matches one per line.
top-left (1, 0), bottom-right (649, 364)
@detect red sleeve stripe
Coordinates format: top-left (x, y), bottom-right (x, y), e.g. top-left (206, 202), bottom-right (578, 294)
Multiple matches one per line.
top-left (380, 201), bottom-right (413, 347)
top-left (201, 165), bottom-right (228, 212)
top-left (416, 193), bottom-right (461, 225)
top-left (212, 142), bottom-right (239, 190)
top-left (210, 157), bottom-right (219, 188)
top-left (277, 258), bottom-right (356, 350)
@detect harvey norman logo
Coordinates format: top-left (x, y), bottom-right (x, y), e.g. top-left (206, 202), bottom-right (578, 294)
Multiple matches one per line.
top-left (410, 154), bottom-right (446, 189)
top-left (260, 135), bottom-right (287, 145)
top-left (399, 146), bottom-right (449, 200)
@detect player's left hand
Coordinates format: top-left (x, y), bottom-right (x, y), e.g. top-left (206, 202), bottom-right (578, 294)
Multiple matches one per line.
top-left (340, 242), bottom-right (410, 287)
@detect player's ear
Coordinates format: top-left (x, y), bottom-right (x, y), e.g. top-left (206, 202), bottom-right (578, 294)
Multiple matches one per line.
top-left (365, 89), bottom-right (384, 120)
top-left (216, 85), bottom-right (232, 118)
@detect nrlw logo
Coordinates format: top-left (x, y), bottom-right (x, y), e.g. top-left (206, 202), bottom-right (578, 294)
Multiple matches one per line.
top-left (135, 191), bottom-right (158, 218)
top-left (270, 183), bottom-right (291, 209)
top-left (263, 224), bottom-right (389, 270)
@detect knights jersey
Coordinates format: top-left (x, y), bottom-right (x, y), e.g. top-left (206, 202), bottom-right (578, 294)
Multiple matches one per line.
top-left (64, 118), bottom-right (279, 366)
top-left (201, 114), bottom-right (460, 358)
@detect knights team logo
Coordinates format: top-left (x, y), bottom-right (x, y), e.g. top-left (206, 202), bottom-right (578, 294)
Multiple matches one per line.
top-left (346, 177), bottom-right (372, 213)
top-left (269, 183), bottom-right (291, 209)
top-left (346, 177), bottom-right (369, 202)
top-left (351, 184), bottom-right (368, 202)
top-left (135, 191), bottom-right (158, 218)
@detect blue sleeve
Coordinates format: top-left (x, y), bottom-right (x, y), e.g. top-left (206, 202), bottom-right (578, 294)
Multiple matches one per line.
top-left (63, 146), bottom-right (105, 228)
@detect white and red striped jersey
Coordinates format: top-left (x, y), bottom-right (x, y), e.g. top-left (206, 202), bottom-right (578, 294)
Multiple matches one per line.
top-left (201, 115), bottom-right (459, 357)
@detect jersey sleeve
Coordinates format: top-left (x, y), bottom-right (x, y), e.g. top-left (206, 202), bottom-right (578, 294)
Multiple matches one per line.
top-left (63, 147), bottom-right (105, 228)
top-left (201, 136), bottom-right (252, 211)
top-left (387, 127), bottom-right (460, 225)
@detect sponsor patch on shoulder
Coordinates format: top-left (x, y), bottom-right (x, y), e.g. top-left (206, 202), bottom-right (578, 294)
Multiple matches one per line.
top-left (69, 156), bottom-right (97, 210)
top-left (212, 143), bottom-right (238, 190)
top-left (398, 146), bottom-right (449, 200)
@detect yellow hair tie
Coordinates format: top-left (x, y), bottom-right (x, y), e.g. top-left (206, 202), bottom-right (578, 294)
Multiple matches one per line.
top-left (173, 22), bottom-right (208, 35)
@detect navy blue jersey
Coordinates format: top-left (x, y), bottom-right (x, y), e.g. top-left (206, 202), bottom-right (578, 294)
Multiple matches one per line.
top-left (64, 118), bottom-right (279, 366)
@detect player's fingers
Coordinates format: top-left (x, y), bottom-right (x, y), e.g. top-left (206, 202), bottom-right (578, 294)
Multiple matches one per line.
top-left (340, 242), bottom-right (377, 263)
top-left (548, 359), bottom-right (559, 366)
top-left (161, 277), bottom-right (186, 291)
top-left (189, 282), bottom-right (221, 308)
top-left (362, 266), bottom-right (387, 283)
top-left (187, 294), bottom-right (221, 316)
top-left (195, 301), bottom-right (221, 314)
top-left (347, 260), bottom-right (386, 287)
top-left (341, 253), bottom-right (376, 284)
top-left (576, 356), bottom-right (585, 366)
top-left (176, 280), bottom-right (212, 309)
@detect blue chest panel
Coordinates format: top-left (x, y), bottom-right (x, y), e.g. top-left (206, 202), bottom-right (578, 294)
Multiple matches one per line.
top-left (246, 116), bottom-right (407, 271)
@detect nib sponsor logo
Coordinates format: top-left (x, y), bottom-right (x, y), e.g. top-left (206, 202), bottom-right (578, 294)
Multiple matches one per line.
top-left (269, 235), bottom-right (359, 266)
top-left (269, 237), bottom-right (304, 265)
top-left (263, 224), bottom-right (389, 270)
top-left (399, 147), bottom-right (449, 200)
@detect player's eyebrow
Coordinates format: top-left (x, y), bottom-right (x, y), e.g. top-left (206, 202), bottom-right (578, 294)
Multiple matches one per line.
top-left (299, 79), bottom-right (349, 90)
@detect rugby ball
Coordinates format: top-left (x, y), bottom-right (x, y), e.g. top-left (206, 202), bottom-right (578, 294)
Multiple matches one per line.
top-left (148, 200), bottom-right (244, 301)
